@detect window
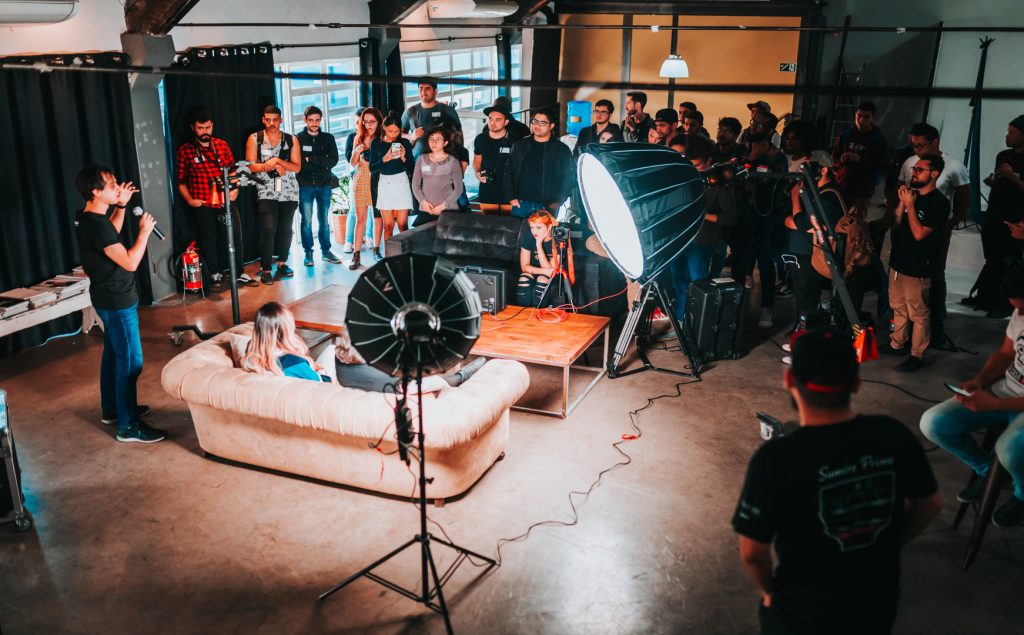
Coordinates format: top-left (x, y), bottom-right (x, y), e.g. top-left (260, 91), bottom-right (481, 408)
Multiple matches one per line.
top-left (275, 58), bottom-right (362, 178)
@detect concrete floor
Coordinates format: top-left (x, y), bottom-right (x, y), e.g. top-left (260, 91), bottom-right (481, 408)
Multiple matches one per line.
top-left (2, 230), bottom-right (1022, 635)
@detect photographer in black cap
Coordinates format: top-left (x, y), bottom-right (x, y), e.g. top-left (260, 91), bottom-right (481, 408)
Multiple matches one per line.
top-left (733, 326), bottom-right (941, 635)
top-left (651, 108), bottom-right (678, 146)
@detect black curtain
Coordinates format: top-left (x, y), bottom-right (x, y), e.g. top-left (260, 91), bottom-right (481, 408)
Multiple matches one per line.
top-left (163, 43), bottom-right (277, 269)
top-left (0, 52), bottom-right (151, 358)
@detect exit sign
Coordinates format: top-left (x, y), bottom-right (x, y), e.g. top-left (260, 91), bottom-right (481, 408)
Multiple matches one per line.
top-left (779, 63), bottom-right (797, 72)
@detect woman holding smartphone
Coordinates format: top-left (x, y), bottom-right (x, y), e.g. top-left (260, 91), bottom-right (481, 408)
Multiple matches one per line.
top-left (369, 114), bottom-right (414, 258)
top-left (412, 126), bottom-right (464, 223)
top-left (346, 106), bottom-right (383, 269)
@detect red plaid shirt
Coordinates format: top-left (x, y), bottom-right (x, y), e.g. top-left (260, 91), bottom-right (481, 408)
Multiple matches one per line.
top-left (175, 137), bottom-right (235, 206)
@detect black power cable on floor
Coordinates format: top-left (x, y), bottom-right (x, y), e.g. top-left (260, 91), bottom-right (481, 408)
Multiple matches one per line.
top-left (423, 377), bottom-right (702, 568)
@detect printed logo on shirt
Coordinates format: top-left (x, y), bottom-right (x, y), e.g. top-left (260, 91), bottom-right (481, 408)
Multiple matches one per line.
top-left (1008, 332), bottom-right (1024, 385)
top-left (816, 454), bottom-right (896, 552)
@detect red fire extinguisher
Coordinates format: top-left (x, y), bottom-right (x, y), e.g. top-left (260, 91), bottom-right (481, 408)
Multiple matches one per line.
top-left (181, 242), bottom-right (203, 293)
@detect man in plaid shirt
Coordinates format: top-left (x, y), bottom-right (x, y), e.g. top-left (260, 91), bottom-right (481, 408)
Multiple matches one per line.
top-left (175, 108), bottom-right (257, 287)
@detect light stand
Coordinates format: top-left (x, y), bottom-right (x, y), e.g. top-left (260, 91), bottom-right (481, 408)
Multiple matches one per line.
top-left (170, 162), bottom-right (255, 344)
top-left (320, 254), bottom-right (495, 634)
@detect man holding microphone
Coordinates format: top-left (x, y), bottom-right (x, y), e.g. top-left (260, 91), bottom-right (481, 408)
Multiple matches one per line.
top-left (75, 164), bottom-right (166, 443)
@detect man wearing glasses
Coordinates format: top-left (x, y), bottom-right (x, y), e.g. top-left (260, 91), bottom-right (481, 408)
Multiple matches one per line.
top-left (503, 108), bottom-right (573, 219)
top-left (575, 99), bottom-right (621, 155)
top-left (897, 123), bottom-right (970, 347)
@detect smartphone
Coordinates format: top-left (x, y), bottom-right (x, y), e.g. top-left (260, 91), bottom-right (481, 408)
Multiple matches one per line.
top-left (944, 383), bottom-right (973, 398)
top-left (391, 142), bottom-right (402, 154)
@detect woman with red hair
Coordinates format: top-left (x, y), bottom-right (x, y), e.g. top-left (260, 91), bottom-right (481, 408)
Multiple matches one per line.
top-left (517, 210), bottom-right (557, 307)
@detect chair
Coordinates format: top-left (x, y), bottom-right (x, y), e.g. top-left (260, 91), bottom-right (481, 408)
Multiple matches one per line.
top-left (951, 422), bottom-right (1011, 570)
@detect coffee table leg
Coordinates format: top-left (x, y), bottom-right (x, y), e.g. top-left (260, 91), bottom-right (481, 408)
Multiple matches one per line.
top-left (562, 365), bottom-right (570, 418)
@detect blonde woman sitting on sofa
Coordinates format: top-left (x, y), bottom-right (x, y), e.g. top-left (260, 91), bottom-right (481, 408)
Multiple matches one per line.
top-left (243, 302), bottom-right (484, 393)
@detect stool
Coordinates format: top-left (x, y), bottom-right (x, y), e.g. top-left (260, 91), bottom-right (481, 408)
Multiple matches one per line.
top-left (951, 422), bottom-right (1011, 570)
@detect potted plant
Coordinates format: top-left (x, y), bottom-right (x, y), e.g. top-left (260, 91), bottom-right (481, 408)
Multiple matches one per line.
top-left (330, 174), bottom-right (351, 244)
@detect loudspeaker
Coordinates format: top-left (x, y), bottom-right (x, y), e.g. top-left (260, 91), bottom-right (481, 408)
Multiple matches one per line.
top-left (685, 278), bottom-right (747, 360)
top-left (459, 266), bottom-right (506, 315)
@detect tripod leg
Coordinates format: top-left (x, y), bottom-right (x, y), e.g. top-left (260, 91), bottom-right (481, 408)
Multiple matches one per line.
top-left (609, 285), bottom-right (651, 375)
top-left (424, 540), bottom-right (455, 635)
top-left (318, 536), bottom-right (418, 601)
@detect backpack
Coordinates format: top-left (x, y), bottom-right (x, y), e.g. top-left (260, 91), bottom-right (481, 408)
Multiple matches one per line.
top-left (255, 130), bottom-right (292, 157)
top-left (811, 186), bottom-right (874, 279)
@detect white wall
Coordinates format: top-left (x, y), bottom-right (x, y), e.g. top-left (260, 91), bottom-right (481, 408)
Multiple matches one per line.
top-left (0, 0), bottom-right (126, 56)
top-left (397, 3), bottom-right (502, 53)
top-left (170, 0), bottom-right (369, 64)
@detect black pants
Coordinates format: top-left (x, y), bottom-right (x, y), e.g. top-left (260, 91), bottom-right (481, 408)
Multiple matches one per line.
top-left (257, 199), bottom-right (297, 271)
top-left (753, 214), bottom-right (778, 309)
top-left (516, 273), bottom-right (550, 307)
top-left (725, 216), bottom-right (755, 287)
top-left (928, 232), bottom-right (951, 335)
top-left (193, 205), bottom-right (243, 278)
top-left (786, 254), bottom-right (822, 318)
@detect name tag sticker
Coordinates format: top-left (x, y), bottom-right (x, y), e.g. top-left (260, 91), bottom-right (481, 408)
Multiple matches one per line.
top-left (194, 156), bottom-right (201, 163)
top-left (500, 147), bottom-right (511, 154)
top-left (422, 165), bottom-right (432, 173)
top-left (431, 112), bottom-right (441, 118)
top-left (302, 145), bottom-right (313, 152)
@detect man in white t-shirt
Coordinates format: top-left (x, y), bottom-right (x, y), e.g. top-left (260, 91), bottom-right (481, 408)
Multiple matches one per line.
top-left (898, 122), bottom-right (971, 343)
top-left (920, 265), bottom-right (1024, 527)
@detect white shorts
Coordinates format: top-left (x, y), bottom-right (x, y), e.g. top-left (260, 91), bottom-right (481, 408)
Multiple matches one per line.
top-left (375, 172), bottom-right (413, 211)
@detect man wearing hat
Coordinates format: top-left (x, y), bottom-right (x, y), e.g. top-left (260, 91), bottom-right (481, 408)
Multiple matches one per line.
top-left (472, 104), bottom-right (523, 205)
top-left (734, 326), bottom-right (942, 635)
top-left (739, 100), bottom-right (782, 148)
top-left (921, 264), bottom-right (1024, 528)
top-left (652, 108), bottom-right (679, 146)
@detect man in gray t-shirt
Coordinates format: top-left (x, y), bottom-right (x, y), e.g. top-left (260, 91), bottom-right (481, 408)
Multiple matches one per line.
top-left (920, 264), bottom-right (1024, 527)
top-left (401, 80), bottom-right (462, 159)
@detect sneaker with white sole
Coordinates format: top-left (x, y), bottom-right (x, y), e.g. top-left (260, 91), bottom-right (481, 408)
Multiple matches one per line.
top-left (116, 421), bottom-right (166, 443)
top-left (341, 243), bottom-right (354, 254)
top-left (781, 355), bottom-right (792, 365)
top-left (782, 343), bottom-right (791, 353)
top-left (757, 308), bottom-right (774, 328)
top-left (237, 273), bottom-right (259, 288)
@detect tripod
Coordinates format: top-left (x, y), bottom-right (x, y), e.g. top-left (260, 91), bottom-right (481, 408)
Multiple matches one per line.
top-left (319, 365), bottom-right (497, 634)
top-left (539, 230), bottom-right (574, 308)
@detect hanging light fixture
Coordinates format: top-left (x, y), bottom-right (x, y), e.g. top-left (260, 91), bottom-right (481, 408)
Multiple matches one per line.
top-left (659, 54), bottom-right (690, 78)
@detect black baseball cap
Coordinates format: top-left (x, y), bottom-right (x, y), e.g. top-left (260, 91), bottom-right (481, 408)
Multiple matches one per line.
top-left (654, 108), bottom-right (679, 124)
top-left (789, 327), bottom-right (859, 393)
top-left (483, 105), bottom-right (511, 119)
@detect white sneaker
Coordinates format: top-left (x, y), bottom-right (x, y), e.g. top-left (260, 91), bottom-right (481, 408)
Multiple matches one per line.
top-left (782, 355), bottom-right (792, 365)
top-left (782, 342), bottom-right (791, 353)
top-left (341, 243), bottom-right (354, 254)
top-left (758, 308), bottom-right (774, 328)
top-left (744, 275), bottom-right (754, 289)
top-left (211, 273), bottom-right (223, 282)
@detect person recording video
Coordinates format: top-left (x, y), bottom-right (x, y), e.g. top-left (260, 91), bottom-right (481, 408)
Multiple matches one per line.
top-left (74, 164), bottom-right (166, 444)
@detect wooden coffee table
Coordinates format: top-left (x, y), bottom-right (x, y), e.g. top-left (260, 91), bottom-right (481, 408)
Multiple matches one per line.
top-left (288, 284), bottom-right (353, 335)
top-left (472, 306), bottom-right (610, 418)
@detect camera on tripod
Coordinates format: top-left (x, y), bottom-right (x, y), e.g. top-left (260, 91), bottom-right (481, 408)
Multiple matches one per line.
top-left (208, 160), bottom-right (258, 191)
top-left (551, 225), bottom-right (570, 242)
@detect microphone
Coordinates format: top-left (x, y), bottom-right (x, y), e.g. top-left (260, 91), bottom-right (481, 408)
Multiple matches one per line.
top-left (132, 206), bottom-right (166, 240)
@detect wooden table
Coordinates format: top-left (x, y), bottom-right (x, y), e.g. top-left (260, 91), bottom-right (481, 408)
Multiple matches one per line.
top-left (288, 284), bottom-right (353, 335)
top-left (472, 306), bottom-right (610, 418)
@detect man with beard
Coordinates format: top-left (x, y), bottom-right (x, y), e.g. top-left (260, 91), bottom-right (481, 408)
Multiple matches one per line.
top-left (174, 108), bottom-right (258, 289)
top-left (504, 108), bottom-right (573, 218)
top-left (734, 326), bottom-right (941, 635)
top-left (681, 109), bottom-right (711, 139)
top-left (739, 100), bottom-right (782, 148)
top-left (622, 91), bottom-right (655, 143)
top-left (652, 108), bottom-right (679, 147)
top-left (831, 102), bottom-right (889, 218)
top-left (886, 154), bottom-right (951, 372)
top-left (717, 117), bottom-right (745, 163)
top-left (473, 103), bottom-right (522, 205)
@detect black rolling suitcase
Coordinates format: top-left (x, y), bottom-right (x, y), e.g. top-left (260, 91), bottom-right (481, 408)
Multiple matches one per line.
top-left (685, 278), bottom-right (747, 361)
top-left (1, 389), bottom-right (31, 531)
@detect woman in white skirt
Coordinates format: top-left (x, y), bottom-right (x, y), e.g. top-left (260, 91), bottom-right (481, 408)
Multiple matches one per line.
top-left (368, 114), bottom-right (414, 259)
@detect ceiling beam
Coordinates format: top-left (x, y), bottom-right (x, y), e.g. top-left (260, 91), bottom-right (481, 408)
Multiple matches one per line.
top-left (556, 1), bottom-right (813, 17)
top-left (368, 0), bottom-right (428, 24)
top-left (124, 0), bottom-right (202, 34)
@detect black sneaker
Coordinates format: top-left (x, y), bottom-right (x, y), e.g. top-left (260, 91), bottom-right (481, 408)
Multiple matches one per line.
top-left (957, 475), bottom-right (988, 503)
top-left (323, 250), bottom-right (343, 264)
top-left (260, 270), bottom-right (274, 285)
top-left (276, 264), bottom-right (295, 279)
top-left (102, 405), bottom-right (150, 425)
top-left (303, 251), bottom-right (314, 267)
top-left (993, 496), bottom-right (1024, 528)
top-left (895, 356), bottom-right (925, 373)
top-left (879, 343), bottom-right (909, 357)
top-left (116, 421), bottom-right (166, 444)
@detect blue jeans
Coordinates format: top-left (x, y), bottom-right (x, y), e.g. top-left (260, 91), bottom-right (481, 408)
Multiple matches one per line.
top-left (95, 305), bottom-right (143, 434)
top-left (920, 398), bottom-right (1024, 500)
top-left (299, 186), bottom-right (333, 253)
top-left (512, 200), bottom-right (547, 219)
top-left (345, 206), bottom-right (374, 245)
top-left (669, 243), bottom-right (714, 321)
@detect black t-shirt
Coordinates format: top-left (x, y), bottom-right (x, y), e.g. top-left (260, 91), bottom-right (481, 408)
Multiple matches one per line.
top-left (889, 189), bottom-right (951, 277)
top-left (786, 184), bottom-right (844, 256)
top-left (518, 140), bottom-right (548, 203)
top-left (732, 414), bottom-right (938, 634)
top-left (474, 131), bottom-right (516, 203)
top-left (987, 148), bottom-right (1024, 216)
top-left (75, 210), bottom-right (138, 310)
top-left (519, 231), bottom-right (553, 269)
